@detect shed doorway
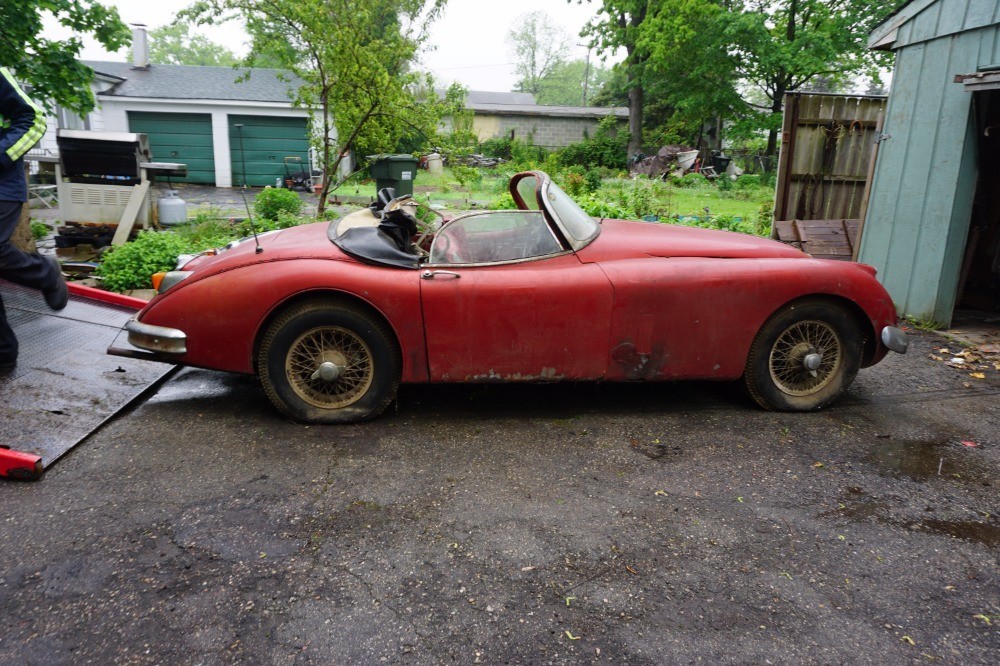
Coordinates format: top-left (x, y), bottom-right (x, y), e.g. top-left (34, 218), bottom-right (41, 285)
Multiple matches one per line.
top-left (955, 90), bottom-right (1000, 318)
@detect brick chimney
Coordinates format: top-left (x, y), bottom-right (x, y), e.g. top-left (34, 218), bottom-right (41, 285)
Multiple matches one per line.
top-left (131, 24), bottom-right (149, 69)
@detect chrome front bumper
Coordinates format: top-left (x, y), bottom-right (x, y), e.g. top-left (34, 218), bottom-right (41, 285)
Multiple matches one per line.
top-left (881, 326), bottom-right (908, 354)
top-left (126, 318), bottom-right (187, 355)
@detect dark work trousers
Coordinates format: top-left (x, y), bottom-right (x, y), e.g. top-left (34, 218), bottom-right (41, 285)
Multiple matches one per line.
top-left (0, 200), bottom-right (58, 361)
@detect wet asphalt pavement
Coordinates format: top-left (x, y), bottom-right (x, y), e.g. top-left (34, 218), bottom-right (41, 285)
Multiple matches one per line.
top-left (0, 330), bottom-right (997, 664)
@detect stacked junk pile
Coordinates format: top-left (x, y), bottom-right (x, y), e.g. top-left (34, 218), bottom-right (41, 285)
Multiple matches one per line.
top-left (631, 145), bottom-right (743, 180)
top-left (52, 129), bottom-right (187, 271)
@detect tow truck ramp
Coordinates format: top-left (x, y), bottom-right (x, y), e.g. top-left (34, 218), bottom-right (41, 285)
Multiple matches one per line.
top-left (0, 281), bottom-right (173, 478)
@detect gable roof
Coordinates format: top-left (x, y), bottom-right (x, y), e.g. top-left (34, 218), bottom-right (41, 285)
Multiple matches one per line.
top-left (82, 61), bottom-right (302, 103)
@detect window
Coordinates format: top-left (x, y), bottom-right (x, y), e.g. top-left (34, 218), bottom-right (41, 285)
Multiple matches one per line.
top-left (429, 211), bottom-right (562, 264)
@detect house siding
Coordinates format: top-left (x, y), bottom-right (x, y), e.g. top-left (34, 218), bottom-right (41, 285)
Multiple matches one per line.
top-left (859, 18), bottom-right (1000, 324)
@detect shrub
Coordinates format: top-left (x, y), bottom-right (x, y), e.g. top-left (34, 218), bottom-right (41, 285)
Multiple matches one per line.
top-left (717, 174), bottom-right (734, 191)
top-left (558, 116), bottom-right (628, 169)
top-left (30, 222), bottom-right (50, 240)
top-left (172, 217), bottom-right (235, 249)
top-left (559, 166), bottom-right (588, 198)
top-left (676, 172), bottom-right (709, 188)
top-left (734, 174), bottom-right (762, 190)
top-left (253, 186), bottom-right (303, 220)
top-left (96, 231), bottom-right (194, 292)
top-left (450, 164), bottom-right (483, 190)
top-left (509, 138), bottom-right (547, 168)
top-left (479, 136), bottom-right (513, 161)
top-left (584, 169), bottom-right (603, 194)
top-left (487, 192), bottom-right (518, 210)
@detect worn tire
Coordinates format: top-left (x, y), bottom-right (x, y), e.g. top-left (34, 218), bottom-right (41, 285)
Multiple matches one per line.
top-left (744, 300), bottom-right (863, 411)
top-left (257, 300), bottom-right (400, 423)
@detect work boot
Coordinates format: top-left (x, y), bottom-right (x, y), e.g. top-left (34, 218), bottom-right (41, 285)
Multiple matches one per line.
top-left (42, 257), bottom-right (68, 311)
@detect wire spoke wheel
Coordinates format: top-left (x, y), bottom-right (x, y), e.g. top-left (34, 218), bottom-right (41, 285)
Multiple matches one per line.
top-left (768, 320), bottom-right (842, 396)
top-left (745, 301), bottom-right (862, 411)
top-left (285, 326), bottom-right (374, 409)
top-left (258, 300), bottom-right (400, 423)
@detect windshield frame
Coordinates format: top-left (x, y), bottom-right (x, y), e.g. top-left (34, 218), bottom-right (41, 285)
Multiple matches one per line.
top-left (509, 171), bottom-right (600, 252)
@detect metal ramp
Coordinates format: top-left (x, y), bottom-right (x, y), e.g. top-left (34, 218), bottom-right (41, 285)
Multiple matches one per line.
top-left (0, 280), bottom-right (173, 472)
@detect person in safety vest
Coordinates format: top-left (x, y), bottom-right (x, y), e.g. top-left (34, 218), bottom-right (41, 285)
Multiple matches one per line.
top-left (0, 67), bottom-right (66, 371)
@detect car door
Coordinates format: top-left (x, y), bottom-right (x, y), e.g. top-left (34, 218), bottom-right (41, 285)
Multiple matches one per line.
top-left (420, 210), bottom-right (614, 382)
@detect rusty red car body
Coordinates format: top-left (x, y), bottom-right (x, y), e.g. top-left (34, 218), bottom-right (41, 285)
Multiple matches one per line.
top-left (111, 171), bottom-right (907, 423)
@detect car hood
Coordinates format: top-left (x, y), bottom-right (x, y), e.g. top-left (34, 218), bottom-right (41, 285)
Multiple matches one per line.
top-left (578, 219), bottom-right (808, 262)
top-left (184, 222), bottom-right (350, 274)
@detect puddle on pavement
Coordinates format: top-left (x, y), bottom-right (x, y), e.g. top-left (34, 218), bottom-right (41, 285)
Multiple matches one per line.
top-left (917, 519), bottom-right (1000, 547)
top-left (865, 439), bottom-right (986, 483)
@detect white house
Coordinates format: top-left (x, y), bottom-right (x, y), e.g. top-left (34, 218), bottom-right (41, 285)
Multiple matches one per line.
top-left (39, 26), bottom-right (323, 188)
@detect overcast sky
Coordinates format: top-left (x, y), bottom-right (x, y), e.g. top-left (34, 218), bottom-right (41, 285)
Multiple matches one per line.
top-left (43, 0), bottom-right (613, 92)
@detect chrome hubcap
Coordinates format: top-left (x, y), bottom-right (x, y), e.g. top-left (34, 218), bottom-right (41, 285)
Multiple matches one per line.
top-left (286, 327), bottom-right (374, 409)
top-left (769, 320), bottom-right (842, 396)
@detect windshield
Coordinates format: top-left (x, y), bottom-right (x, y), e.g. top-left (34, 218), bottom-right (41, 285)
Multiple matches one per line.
top-left (542, 180), bottom-right (600, 245)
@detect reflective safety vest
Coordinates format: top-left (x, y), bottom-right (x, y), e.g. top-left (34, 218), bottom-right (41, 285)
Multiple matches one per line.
top-left (0, 67), bottom-right (47, 202)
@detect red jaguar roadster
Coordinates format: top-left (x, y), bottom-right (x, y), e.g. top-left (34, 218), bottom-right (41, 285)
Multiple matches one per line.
top-left (110, 171), bottom-right (907, 423)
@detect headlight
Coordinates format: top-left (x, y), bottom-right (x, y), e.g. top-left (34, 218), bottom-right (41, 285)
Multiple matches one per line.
top-left (152, 270), bottom-right (193, 294)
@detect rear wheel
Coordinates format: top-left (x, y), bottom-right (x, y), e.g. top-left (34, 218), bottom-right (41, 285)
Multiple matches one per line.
top-left (258, 300), bottom-right (400, 423)
top-left (744, 301), bottom-right (863, 411)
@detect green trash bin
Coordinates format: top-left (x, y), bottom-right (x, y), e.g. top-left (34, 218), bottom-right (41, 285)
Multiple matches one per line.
top-left (367, 154), bottom-right (419, 197)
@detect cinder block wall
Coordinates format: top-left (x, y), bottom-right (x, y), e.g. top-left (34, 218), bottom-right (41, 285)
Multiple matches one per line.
top-left (469, 114), bottom-right (625, 149)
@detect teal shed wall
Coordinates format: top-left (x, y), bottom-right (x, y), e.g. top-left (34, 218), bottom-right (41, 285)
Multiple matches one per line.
top-left (859, 0), bottom-right (1000, 325)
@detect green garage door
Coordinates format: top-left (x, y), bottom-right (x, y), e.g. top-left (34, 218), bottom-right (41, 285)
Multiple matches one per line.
top-left (127, 111), bottom-right (215, 184)
top-left (229, 115), bottom-right (311, 187)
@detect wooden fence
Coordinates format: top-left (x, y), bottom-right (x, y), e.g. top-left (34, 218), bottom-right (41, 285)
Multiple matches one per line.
top-left (772, 93), bottom-right (887, 260)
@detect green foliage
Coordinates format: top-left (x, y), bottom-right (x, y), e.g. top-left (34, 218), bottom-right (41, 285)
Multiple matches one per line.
top-left (1, 0), bottom-right (131, 115)
top-left (185, 0), bottom-right (448, 213)
top-left (509, 139), bottom-right (547, 168)
top-left (450, 165), bottom-right (482, 191)
top-left (561, 169), bottom-right (588, 198)
top-left (756, 201), bottom-right (774, 237)
top-left (253, 186), bottom-right (304, 220)
top-left (507, 11), bottom-right (572, 98)
top-left (171, 215), bottom-right (234, 248)
top-left (30, 222), bottom-right (50, 240)
top-left (734, 175), bottom-right (762, 190)
top-left (584, 169), bottom-right (604, 194)
top-left (487, 192), bottom-right (518, 210)
top-left (96, 231), bottom-right (197, 292)
top-left (581, 1), bottom-right (653, 155)
top-left (533, 59), bottom-right (612, 107)
top-left (577, 194), bottom-right (631, 219)
top-left (717, 174), bottom-right (733, 191)
top-left (558, 116), bottom-right (628, 170)
top-left (478, 137), bottom-right (513, 161)
top-left (149, 21), bottom-right (238, 66)
top-left (673, 173), bottom-right (709, 188)
top-left (638, 0), bottom-right (904, 154)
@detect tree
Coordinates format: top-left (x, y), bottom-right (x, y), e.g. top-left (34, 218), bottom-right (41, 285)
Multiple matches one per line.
top-left (185, 0), bottom-right (447, 214)
top-left (534, 59), bottom-right (610, 107)
top-left (1, 0), bottom-right (130, 253)
top-left (148, 22), bottom-right (238, 67)
top-left (0, 0), bottom-right (130, 115)
top-left (723, 0), bottom-right (905, 156)
top-left (639, 0), bottom-right (904, 157)
top-left (507, 11), bottom-right (572, 98)
top-left (576, 1), bottom-right (652, 158)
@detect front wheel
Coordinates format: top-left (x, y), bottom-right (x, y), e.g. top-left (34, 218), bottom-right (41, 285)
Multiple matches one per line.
top-left (257, 301), bottom-right (400, 423)
top-left (744, 301), bottom-right (863, 411)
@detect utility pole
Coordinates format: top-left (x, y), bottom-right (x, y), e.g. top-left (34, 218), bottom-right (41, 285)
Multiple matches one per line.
top-left (580, 45), bottom-right (591, 107)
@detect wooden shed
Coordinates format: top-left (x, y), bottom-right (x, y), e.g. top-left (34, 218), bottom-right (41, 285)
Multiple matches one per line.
top-left (859, 0), bottom-right (1000, 326)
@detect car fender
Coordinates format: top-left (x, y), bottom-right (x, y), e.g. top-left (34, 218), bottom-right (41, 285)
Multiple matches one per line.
top-left (136, 259), bottom-right (427, 380)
